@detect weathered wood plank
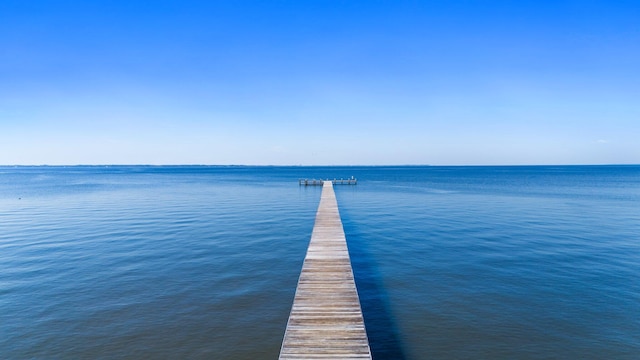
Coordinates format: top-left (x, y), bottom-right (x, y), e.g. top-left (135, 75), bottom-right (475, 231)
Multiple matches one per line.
top-left (279, 181), bottom-right (371, 359)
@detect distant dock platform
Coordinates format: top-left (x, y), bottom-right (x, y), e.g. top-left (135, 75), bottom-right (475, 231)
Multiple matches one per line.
top-left (299, 178), bottom-right (357, 186)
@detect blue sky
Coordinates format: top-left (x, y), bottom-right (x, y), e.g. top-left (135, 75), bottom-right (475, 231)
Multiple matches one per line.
top-left (1, 0), bottom-right (638, 165)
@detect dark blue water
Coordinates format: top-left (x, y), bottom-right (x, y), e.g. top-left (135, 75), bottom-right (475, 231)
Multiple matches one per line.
top-left (1, 166), bottom-right (639, 359)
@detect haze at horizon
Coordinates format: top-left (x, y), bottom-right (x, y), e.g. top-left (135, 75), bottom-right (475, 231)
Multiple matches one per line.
top-left (1, 1), bottom-right (638, 165)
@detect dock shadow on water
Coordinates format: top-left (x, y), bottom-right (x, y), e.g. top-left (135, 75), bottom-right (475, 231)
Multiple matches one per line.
top-left (344, 222), bottom-right (407, 360)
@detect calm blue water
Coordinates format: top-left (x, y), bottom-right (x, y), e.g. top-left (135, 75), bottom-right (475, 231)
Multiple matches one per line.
top-left (1, 166), bottom-right (639, 359)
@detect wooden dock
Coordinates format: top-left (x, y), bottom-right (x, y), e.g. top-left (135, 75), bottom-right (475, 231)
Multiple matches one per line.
top-left (279, 181), bottom-right (371, 359)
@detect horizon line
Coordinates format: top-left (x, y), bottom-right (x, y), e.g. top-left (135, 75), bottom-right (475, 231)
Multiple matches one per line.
top-left (1, 163), bottom-right (638, 167)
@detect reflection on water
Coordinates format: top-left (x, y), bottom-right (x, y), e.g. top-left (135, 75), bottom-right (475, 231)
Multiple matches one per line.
top-left (346, 220), bottom-right (407, 360)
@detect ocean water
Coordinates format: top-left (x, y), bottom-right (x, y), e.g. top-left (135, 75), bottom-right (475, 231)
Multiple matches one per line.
top-left (1, 165), bottom-right (639, 359)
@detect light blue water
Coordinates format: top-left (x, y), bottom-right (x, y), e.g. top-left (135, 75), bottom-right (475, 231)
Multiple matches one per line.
top-left (1, 166), bottom-right (639, 359)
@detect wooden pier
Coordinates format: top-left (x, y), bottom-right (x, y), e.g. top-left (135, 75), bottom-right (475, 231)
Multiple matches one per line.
top-left (299, 178), bottom-right (357, 186)
top-left (279, 181), bottom-right (371, 359)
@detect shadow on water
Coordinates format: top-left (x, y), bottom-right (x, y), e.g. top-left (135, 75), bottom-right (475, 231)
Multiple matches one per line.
top-left (346, 223), bottom-right (408, 360)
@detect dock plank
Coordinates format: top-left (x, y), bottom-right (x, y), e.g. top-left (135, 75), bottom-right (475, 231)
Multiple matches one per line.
top-left (279, 181), bottom-right (371, 359)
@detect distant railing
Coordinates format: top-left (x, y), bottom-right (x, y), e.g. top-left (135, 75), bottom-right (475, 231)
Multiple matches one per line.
top-left (299, 177), bottom-right (357, 186)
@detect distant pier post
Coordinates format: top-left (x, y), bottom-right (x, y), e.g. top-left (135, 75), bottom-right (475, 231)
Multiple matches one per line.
top-left (279, 181), bottom-right (371, 359)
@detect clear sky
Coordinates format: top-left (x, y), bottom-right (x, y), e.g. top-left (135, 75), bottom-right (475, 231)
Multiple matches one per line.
top-left (1, 0), bottom-right (638, 165)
